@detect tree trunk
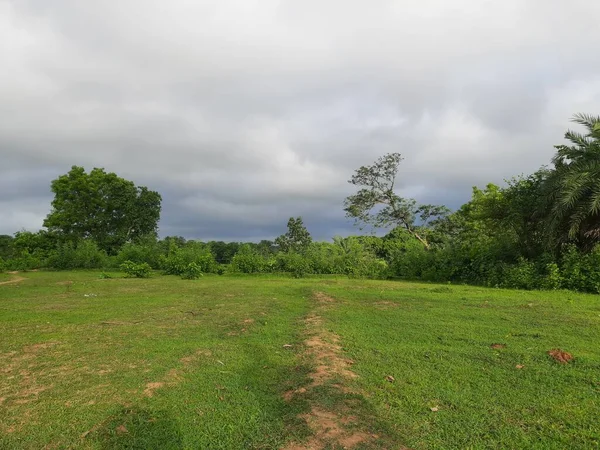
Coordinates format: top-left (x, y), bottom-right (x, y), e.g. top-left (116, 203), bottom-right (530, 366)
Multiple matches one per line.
top-left (404, 223), bottom-right (430, 250)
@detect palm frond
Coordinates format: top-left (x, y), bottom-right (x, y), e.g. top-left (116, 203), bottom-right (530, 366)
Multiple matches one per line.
top-left (571, 113), bottom-right (600, 133)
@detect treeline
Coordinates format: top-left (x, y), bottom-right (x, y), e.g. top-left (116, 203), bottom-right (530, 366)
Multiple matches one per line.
top-left (2, 218), bottom-right (600, 294)
top-left (2, 113), bottom-right (600, 293)
top-left (0, 229), bottom-right (387, 279)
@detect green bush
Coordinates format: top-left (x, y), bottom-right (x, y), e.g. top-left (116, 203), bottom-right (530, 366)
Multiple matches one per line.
top-left (277, 251), bottom-right (312, 278)
top-left (349, 257), bottom-right (389, 279)
top-left (116, 241), bottom-right (163, 269)
top-left (47, 240), bottom-right (108, 270)
top-left (120, 260), bottom-right (152, 278)
top-left (229, 245), bottom-right (274, 274)
top-left (306, 243), bottom-right (343, 274)
top-left (161, 243), bottom-right (217, 275)
top-left (501, 258), bottom-right (537, 290)
top-left (0, 256), bottom-right (5, 272)
top-left (387, 240), bottom-right (430, 279)
top-left (560, 244), bottom-right (600, 293)
top-left (181, 262), bottom-right (203, 280)
top-left (7, 250), bottom-right (43, 271)
top-left (540, 262), bottom-right (562, 290)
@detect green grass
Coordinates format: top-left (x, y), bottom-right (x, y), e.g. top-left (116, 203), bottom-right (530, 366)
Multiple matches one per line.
top-left (1, 272), bottom-right (599, 449)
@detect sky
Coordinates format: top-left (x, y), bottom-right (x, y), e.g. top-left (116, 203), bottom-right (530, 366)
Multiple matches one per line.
top-left (1, 0), bottom-right (600, 241)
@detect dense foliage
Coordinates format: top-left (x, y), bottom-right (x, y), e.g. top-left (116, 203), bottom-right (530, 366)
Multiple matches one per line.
top-left (3, 114), bottom-right (600, 293)
top-left (44, 166), bottom-right (161, 254)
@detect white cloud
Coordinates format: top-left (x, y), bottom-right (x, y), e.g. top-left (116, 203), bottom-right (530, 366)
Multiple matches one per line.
top-left (1, 0), bottom-right (600, 239)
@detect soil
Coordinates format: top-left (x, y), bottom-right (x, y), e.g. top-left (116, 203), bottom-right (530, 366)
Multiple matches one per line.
top-left (282, 292), bottom-right (377, 449)
top-left (0, 275), bottom-right (26, 286)
top-left (548, 349), bottom-right (573, 364)
top-left (143, 382), bottom-right (164, 397)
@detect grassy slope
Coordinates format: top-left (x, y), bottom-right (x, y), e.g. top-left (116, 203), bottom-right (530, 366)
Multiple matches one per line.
top-left (1, 272), bottom-right (599, 449)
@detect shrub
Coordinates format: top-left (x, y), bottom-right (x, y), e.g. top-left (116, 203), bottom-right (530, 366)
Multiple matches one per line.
top-left (74, 240), bottom-right (109, 268)
top-left (0, 256), bottom-right (5, 272)
top-left (47, 240), bottom-right (108, 270)
top-left (120, 260), bottom-right (152, 278)
top-left (350, 257), bottom-right (389, 279)
top-left (229, 245), bottom-right (274, 274)
top-left (7, 250), bottom-right (43, 271)
top-left (306, 243), bottom-right (343, 274)
top-left (277, 251), bottom-right (313, 278)
top-left (387, 241), bottom-right (429, 279)
top-left (116, 241), bottom-right (162, 269)
top-left (501, 258), bottom-right (537, 290)
top-left (539, 262), bottom-right (562, 290)
top-left (181, 262), bottom-right (203, 280)
top-left (560, 244), bottom-right (600, 293)
top-left (160, 243), bottom-right (218, 275)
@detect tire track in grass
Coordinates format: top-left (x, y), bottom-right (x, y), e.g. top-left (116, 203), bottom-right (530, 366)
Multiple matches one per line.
top-left (283, 291), bottom-right (379, 450)
top-left (0, 272), bottom-right (27, 286)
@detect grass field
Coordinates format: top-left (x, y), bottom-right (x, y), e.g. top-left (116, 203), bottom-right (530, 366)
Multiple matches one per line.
top-left (1, 272), bottom-right (599, 449)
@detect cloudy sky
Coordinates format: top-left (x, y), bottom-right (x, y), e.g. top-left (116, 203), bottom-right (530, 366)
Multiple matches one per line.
top-left (1, 1), bottom-right (599, 241)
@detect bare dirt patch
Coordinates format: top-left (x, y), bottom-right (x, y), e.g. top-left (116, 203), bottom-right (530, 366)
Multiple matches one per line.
top-left (548, 349), bottom-right (573, 364)
top-left (143, 382), bottom-right (164, 397)
top-left (142, 348), bottom-right (215, 397)
top-left (283, 292), bottom-right (377, 450)
top-left (24, 342), bottom-right (60, 353)
top-left (304, 327), bottom-right (358, 385)
top-left (313, 291), bottom-right (335, 304)
top-left (0, 275), bottom-right (26, 286)
top-left (0, 341), bottom-right (65, 407)
top-left (180, 349), bottom-right (212, 366)
top-left (490, 343), bottom-right (507, 349)
top-left (13, 384), bottom-right (53, 404)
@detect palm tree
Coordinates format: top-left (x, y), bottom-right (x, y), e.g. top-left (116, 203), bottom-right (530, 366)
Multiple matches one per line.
top-left (544, 113), bottom-right (600, 249)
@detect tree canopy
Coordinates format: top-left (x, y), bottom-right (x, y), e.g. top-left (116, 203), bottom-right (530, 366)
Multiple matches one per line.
top-left (542, 114), bottom-right (600, 249)
top-left (43, 166), bottom-right (162, 254)
top-left (344, 153), bottom-right (449, 249)
top-left (275, 217), bottom-right (312, 253)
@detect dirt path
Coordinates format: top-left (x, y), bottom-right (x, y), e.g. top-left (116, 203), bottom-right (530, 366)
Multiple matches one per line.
top-left (0, 272), bottom-right (26, 286)
top-left (283, 292), bottom-right (377, 450)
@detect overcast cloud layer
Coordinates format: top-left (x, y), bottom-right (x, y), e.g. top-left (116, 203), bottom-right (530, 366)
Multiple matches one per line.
top-left (1, 0), bottom-right (600, 241)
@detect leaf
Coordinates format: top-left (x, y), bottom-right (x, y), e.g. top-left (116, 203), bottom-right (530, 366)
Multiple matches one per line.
top-left (515, 364), bottom-right (525, 369)
top-left (385, 375), bottom-right (395, 382)
top-left (430, 406), bottom-right (439, 412)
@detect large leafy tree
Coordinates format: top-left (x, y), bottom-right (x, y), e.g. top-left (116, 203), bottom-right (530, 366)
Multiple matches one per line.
top-left (542, 114), bottom-right (600, 249)
top-left (344, 153), bottom-right (449, 250)
top-left (44, 166), bottom-right (162, 254)
top-left (275, 217), bottom-right (312, 253)
top-left (453, 172), bottom-right (549, 260)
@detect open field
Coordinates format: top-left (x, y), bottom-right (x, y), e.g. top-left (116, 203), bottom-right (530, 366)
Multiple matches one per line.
top-left (1, 272), bottom-right (599, 449)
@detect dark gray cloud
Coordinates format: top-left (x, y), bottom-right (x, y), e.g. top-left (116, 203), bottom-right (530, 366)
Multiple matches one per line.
top-left (1, 0), bottom-right (600, 241)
